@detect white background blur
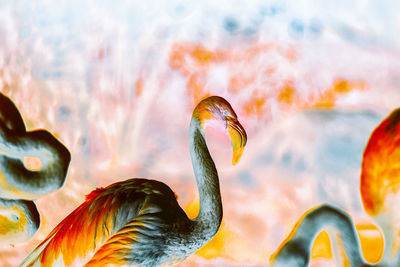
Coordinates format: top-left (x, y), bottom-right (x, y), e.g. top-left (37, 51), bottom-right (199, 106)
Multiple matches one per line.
top-left (1, 0), bottom-right (400, 266)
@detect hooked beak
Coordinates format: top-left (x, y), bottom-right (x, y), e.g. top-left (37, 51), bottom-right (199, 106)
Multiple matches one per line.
top-left (227, 118), bottom-right (247, 165)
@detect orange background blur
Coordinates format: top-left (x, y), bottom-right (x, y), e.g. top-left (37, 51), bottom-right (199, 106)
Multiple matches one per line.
top-left (1, 1), bottom-right (400, 266)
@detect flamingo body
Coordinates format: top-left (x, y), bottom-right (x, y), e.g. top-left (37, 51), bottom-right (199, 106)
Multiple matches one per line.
top-left (0, 92), bottom-right (71, 200)
top-left (360, 107), bottom-right (400, 265)
top-left (23, 179), bottom-right (197, 266)
top-left (21, 96), bottom-right (247, 267)
top-left (361, 108), bottom-right (400, 216)
top-left (0, 92), bottom-right (70, 243)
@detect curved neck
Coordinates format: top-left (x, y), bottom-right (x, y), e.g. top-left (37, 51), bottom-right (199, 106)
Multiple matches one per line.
top-left (303, 205), bottom-right (368, 266)
top-left (189, 117), bottom-right (222, 238)
top-left (0, 129), bottom-right (71, 199)
top-left (273, 205), bottom-right (370, 266)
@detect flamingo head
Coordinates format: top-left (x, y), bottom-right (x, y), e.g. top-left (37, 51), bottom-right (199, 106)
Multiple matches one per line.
top-left (193, 96), bottom-right (247, 165)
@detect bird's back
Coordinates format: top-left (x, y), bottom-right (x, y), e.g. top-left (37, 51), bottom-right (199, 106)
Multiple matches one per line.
top-left (20, 178), bottom-right (190, 267)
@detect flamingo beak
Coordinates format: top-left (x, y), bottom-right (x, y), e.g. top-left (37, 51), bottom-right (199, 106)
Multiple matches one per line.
top-left (227, 118), bottom-right (247, 165)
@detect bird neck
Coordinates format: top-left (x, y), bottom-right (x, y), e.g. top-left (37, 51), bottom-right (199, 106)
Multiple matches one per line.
top-left (189, 117), bottom-right (222, 238)
top-left (299, 205), bottom-right (367, 266)
top-left (272, 205), bottom-right (369, 266)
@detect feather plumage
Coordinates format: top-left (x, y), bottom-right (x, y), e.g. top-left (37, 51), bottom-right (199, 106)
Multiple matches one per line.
top-left (21, 96), bottom-right (247, 267)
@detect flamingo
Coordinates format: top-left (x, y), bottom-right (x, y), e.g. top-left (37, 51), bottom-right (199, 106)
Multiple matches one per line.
top-left (360, 107), bottom-right (400, 266)
top-left (0, 92), bottom-right (71, 243)
top-left (270, 108), bottom-right (400, 267)
top-left (0, 92), bottom-right (71, 200)
top-left (20, 96), bottom-right (247, 267)
top-left (270, 204), bottom-right (373, 267)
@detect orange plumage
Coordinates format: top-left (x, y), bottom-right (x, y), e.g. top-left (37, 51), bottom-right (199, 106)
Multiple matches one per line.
top-left (20, 96), bottom-right (247, 267)
top-left (22, 179), bottom-right (182, 267)
top-left (360, 109), bottom-right (400, 216)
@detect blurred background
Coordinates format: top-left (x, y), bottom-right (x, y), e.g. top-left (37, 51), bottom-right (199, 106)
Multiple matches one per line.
top-left (1, 0), bottom-right (400, 266)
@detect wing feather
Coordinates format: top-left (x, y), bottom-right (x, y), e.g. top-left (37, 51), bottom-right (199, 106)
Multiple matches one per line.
top-left (20, 179), bottom-right (173, 267)
top-left (84, 205), bottom-right (166, 267)
top-left (84, 219), bottom-right (144, 266)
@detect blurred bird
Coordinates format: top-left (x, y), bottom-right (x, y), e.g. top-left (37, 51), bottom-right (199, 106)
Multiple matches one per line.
top-left (271, 108), bottom-right (400, 267)
top-left (0, 92), bottom-right (71, 243)
top-left (270, 204), bottom-right (372, 267)
top-left (0, 92), bottom-right (71, 200)
top-left (360, 107), bottom-right (400, 266)
top-left (0, 198), bottom-right (40, 243)
top-left (271, 109), bottom-right (400, 266)
top-left (20, 96), bottom-right (247, 267)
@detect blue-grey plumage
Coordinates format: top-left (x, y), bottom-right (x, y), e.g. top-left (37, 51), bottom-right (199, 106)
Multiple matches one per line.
top-left (271, 204), bottom-right (378, 267)
top-left (20, 96), bottom-right (247, 267)
top-left (0, 92), bottom-right (71, 200)
top-left (0, 92), bottom-right (70, 244)
top-left (0, 198), bottom-right (40, 243)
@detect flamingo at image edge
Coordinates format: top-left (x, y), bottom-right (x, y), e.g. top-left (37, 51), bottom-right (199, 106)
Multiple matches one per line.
top-left (270, 108), bottom-right (400, 267)
top-left (20, 96), bottom-right (247, 267)
top-left (0, 92), bottom-right (71, 244)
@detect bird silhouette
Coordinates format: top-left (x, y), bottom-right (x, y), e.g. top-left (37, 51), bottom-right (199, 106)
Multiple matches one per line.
top-left (360, 107), bottom-right (400, 266)
top-left (0, 92), bottom-right (71, 200)
top-left (270, 108), bottom-right (400, 267)
top-left (0, 198), bottom-right (40, 243)
top-left (20, 96), bottom-right (247, 267)
top-left (270, 204), bottom-right (373, 267)
top-left (0, 92), bottom-right (71, 243)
